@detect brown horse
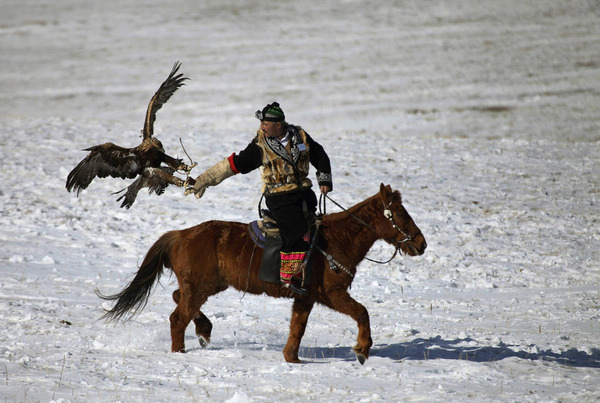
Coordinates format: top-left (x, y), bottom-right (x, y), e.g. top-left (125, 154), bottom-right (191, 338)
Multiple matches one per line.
top-left (99, 184), bottom-right (427, 364)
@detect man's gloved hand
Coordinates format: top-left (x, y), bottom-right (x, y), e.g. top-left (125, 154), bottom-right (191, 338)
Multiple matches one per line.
top-left (184, 174), bottom-right (209, 198)
top-left (184, 158), bottom-right (235, 199)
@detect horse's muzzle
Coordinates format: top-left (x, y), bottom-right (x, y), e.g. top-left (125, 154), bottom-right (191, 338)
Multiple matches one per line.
top-left (403, 232), bottom-right (427, 256)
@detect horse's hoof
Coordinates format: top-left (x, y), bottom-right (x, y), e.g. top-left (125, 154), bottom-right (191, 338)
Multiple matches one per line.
top-left (198, 335), bottom-right (210, 348)
top-left (283, 352), bottom-right (302, 364)
top-left (353, 346), bottom-right (368, 364)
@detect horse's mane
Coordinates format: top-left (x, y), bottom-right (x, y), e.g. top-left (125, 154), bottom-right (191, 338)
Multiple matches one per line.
top-left (321, 190), bottom-right (402, 225)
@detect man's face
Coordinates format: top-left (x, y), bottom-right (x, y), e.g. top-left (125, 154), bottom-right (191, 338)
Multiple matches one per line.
top-left (260, 121), bottom-right (284, 138)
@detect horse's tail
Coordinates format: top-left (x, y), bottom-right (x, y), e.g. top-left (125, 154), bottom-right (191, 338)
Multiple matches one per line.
top-left (97, 230), bottom-right (178, 322)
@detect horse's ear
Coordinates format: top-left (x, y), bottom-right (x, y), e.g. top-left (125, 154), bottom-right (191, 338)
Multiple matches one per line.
top-left (380, 183), bottom-right (393, 194)
top-left (380, 183), bottom-right (392, 203)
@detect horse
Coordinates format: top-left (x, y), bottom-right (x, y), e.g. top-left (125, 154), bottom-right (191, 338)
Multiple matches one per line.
top-left (98, 184), bottom-right (427, 364)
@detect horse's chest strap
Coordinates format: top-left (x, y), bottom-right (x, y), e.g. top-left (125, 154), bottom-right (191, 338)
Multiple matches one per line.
top-left (316, 245), bottom-right (354, 279)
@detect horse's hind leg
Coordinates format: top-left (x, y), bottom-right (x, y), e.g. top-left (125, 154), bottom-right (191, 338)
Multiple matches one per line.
top-left (324, 289), bottom-right (372, 364)
top-left (172, 289), bottom-right (213, 349)
top-left (170, 287), bottom-right (210, 353)
top-left (283, 298), bottom-right (314, 363)
top-left (169, 290), bottom-right (194, 352)
top-left (193, 312), bottom-right (212, 348)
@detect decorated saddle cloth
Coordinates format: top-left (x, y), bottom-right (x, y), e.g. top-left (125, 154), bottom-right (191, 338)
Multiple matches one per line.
top-left (248, 210), bottom-right (315, 285)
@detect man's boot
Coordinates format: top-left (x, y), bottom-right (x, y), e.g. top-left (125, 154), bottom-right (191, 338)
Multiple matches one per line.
top-left (280, 251), bottom-right (307, 295)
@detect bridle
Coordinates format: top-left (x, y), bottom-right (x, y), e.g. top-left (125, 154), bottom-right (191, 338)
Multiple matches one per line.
top-left (318, 194), bottom-right (419, 273)
top-left (382, 200), bottom-right (415, 246)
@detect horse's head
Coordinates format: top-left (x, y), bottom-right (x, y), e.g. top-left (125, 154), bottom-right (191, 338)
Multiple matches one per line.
top-left (377, 183), bottom-right (427, 256)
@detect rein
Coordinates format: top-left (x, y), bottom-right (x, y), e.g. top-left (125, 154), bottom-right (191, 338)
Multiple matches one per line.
top-left (319, 194), bottom-right (412, 268)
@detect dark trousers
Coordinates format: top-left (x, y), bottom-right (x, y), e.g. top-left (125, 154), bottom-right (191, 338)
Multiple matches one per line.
top-left (265, 189), bottom-right (317, 253)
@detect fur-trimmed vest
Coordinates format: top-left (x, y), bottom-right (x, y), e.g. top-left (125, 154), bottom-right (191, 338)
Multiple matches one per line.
top-left (257, 126), bottom-right (312, 195)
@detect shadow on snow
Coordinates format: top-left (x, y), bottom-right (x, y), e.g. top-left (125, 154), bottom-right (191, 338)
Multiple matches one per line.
top-left (190, 337), bottom-right (599, 368)
top-left (371, 336), bottom-right (600, 368)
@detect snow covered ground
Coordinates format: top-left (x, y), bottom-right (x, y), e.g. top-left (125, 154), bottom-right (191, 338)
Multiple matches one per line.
top-left (1, 0), bottom-right (599, 401)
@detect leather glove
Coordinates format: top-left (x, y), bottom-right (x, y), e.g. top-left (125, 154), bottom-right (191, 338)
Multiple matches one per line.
top-left (184, 159), bottom-right (234, 199)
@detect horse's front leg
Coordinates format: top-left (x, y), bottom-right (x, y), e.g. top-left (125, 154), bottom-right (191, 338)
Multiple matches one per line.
top-left (283, 298), bottom-right (315, 363)
top-left (325, 289), bottom-right (372, 364)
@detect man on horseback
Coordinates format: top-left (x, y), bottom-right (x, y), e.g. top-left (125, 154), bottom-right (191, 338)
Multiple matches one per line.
top-left (185, 102), bottom-right (333, 295)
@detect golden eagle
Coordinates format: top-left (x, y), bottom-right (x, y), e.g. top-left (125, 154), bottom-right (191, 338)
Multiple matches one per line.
top-left (66, 62), bottom-right (195, 208)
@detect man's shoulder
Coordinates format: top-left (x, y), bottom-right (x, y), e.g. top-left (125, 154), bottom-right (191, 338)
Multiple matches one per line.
top-left (288, 124), bottom-right (309, 140)
top-left (290, 124), bottom-right (304, 133)
top-left (253, 130), bottom-right (265, 143)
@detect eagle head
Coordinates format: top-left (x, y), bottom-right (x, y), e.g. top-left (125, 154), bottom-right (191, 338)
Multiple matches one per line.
top-left (142, 137), bottom-right (165, 153)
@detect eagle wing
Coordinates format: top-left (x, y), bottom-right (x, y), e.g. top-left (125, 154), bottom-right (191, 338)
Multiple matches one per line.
top-left (142, 62), bottom-right (188, 140)
top-left (66, 142), bottom-right (142, 195)
top-left (113, 167), bottom-right (176, 209)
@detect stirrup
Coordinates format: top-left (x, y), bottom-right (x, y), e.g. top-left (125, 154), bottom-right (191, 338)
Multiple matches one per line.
top-left (283, 282), bottom-right (308, 296)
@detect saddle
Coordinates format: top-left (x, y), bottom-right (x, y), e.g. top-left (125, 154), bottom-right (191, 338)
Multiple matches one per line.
top-left (248, 210), bottom-right (319, 285)
top-left (248, 210), bottom-right (280, 249)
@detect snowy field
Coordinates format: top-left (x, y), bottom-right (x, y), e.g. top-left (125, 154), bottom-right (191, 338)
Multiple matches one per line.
top-left (1, 0), bottom-right (600, 401)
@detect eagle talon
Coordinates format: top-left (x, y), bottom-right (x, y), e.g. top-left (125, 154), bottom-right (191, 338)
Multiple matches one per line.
top-left (178, 162), bottom-right (196, 173)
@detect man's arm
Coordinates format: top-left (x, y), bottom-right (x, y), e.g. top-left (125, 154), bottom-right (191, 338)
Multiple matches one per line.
top-left (230, 137), bottom-right (263, 174)
top-left (306, 133), bottom-right (333, 192)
